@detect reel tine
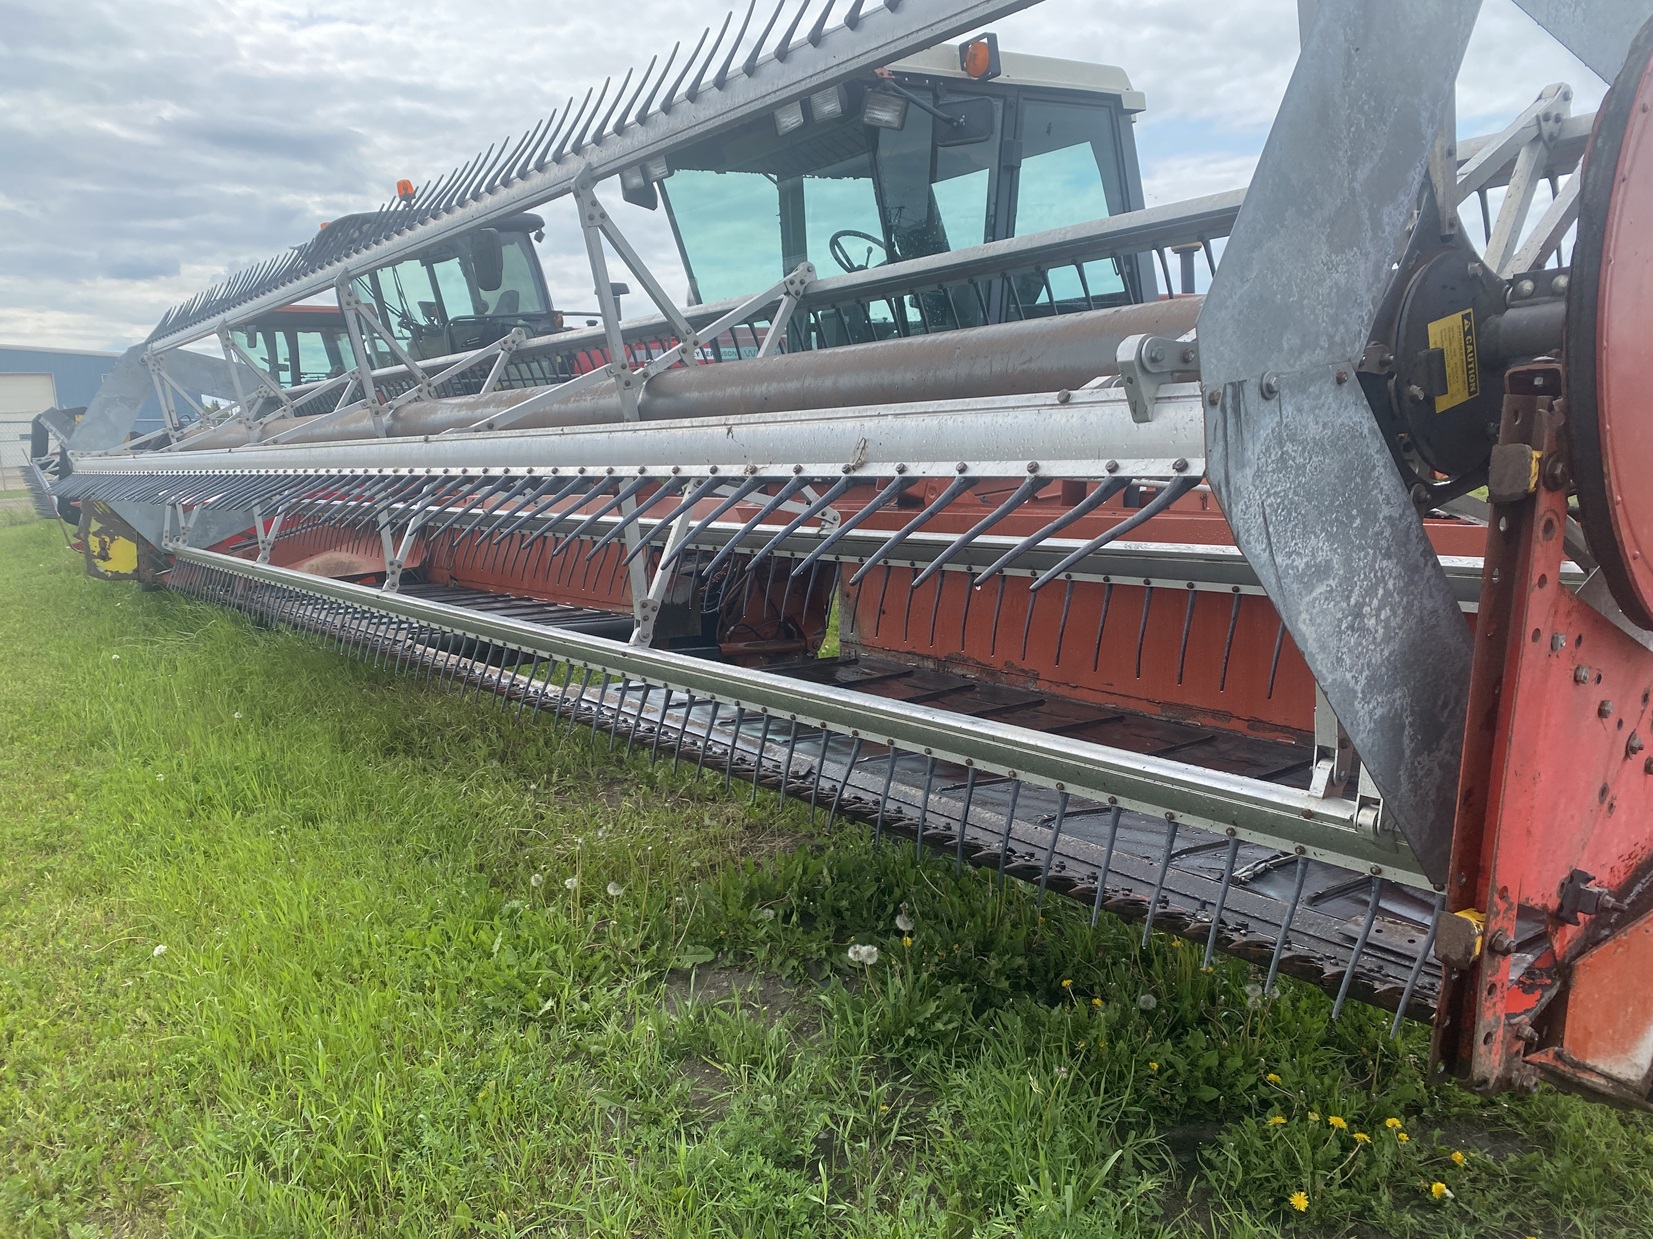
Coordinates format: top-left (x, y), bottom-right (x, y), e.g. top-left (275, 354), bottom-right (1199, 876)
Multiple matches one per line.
top-left (696, 702), bottom-right (723, 777)
top-left (634, 41), bottom-right (680, 125)
top-left (584, 479), bottom-right (686, 560)
top-left (778, 723), bottom-right (801, 806)
top-left (1140, 819), bottom-right (1181, 946)
top-left (996, 779), bottom-right (1022, 886)
top-left (672, 695), bottom-right (699, 772)
top-left (771, 0), bottom-right (810, 62)
top-left (1036, 790), bottom-right (1069, 907)
top-left (651, 689), bottom-right (675, 761)
top-left (873, 748), bottom-right (900, 845)
top-left (751, 714), bottom-right (774, 803)
top-left (912, 473), bottom-right (1040, 588)
top-left (607, 678), bottom-right (631, 750)
top-left (658, 27), bottom-right (710, 115)
top-left (723, 705), bottom-right (747, 789)
top-left (974, 477), bottom-right (1129, 586)
top-left (827, 735), bottom-right (862, 829)
top-left (914, 755), bottom-right (937, 857)
top-left (789, 474), bottom-right (914, 578)
top-left (1390, 892), bottom-right (1445, 1037)
top-left (1177, 588), bottom-right (1197, 685)
top-left (1219, 590), bottom-right (1242, 692)
top-left (660, 477), bottom-right (768, 570)
top-left (1089, 805), bottom-right (1124, 927)
top-left (808, 728), bottom-right (833, 823)
top-left (684, 10), bottom-right (733, 102)
top-left (1264, 855), bottom-right (1311, 996)
top-left (1030, 475), bottom-right (1202, 592)
top-left (1053, 578), bottom-right (1075, 666)
top-left (1332, 876), bottom-right (1384, 1020)
top-left (1203, 833), bottom-right (1242, 969)
top-left (714, 0), bottom-right (757, 88)
top-left (486, 477), bottom-right (554, 545)
top-left (614, 55), bottom-right (657, 133)
top-left (627, 474), bottom-right (725, 564)
top-left (955, 766), bottom-right (977, 874)
top-left (701, 478), bottom-right (809, 576)
top-left (742, 0), bottom-right (788, 76)
top-left (849, 475), bottom-right (976, 586)
top-left (558, 476), bottom-right (649, 548)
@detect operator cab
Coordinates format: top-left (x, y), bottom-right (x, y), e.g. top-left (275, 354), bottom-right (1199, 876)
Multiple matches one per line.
top-left (234, 305), bottom-right (352, 387)
top-left (639, 39), bottom-right (1149, 348)
top-left (339, 212), bottom-right (556, 362)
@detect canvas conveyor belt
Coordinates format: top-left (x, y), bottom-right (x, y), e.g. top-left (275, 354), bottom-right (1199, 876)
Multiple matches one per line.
top-left (166, 558), bottom-right (1448, 1028)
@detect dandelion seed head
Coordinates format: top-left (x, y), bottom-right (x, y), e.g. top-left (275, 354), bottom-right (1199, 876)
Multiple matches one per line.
top-left (759, 907), bottom-right (776, 921)
top-left (1244, 982), bottom-right (1263, 998)
top-left (1137, 993), bottom-right (1157, 1011)
top-left (895, 912), bottom-right (914, 933)
top-left (111, 654), bottom-right (120, 661)
top-left (152, 944), bottom-right (167, 957)
top-left (1247, 996), bottom-right (1262, 1010)
top-left (564, 877), bottom-right (578, 890)
top-left (155, 773), bottom-right (164, 781)
top-left (233, 711), bottom-right (243, 719)
top-left (848, 943), bottom-right (879, 965)
top-left (1055, 1066), bottom-right (1068, 1079)
top-left (530, 873), bottom-right (544, 888)
top-left (607, 882), bottom-right (624, 897)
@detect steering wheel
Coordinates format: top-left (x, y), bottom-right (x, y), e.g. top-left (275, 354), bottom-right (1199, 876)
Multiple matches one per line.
top-left (828, 229), bottom-right (889, 273)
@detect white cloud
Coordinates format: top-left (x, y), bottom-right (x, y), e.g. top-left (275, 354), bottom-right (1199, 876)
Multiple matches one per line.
top-left (0, 0), bottom-right (1616, 352)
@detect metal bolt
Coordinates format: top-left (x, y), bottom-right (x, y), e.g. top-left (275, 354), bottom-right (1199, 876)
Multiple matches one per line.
top-left (1180, 348), bottom-right (1196, 364)
top-left (1259, 373), bottom-right (1280, 400)
top-left (1551, 633), bottom-right (1566, 651)
top-left (1335, 370), bottom-right (1349, 384)
top-left (1148, 346), bottom-right (1165, 364)
top-left (1172, 457), bottom-right (1189, 473)
top-left (1550, 273), bottom-right (1569, 296)
top-left (1056, 388), bottom-right (1072, 404)
top-left (1599, 700), bottom-right (1614, 719)
top-left (1026, 461), bottom-right (1040, 473)
top-left (1487, 929), bottom-right (1514, 954)
top-left (1629, 733), bottom-right (1645, 756)
top-left (1515, 278), bottom-right (1536, 299)
top-left (792, 463), bottom-right (803, 474)
top-left (955, 461), bottom-right (968, 473)
top-left (1574, 666), bottom-right (1590, 684)
top-left (1467, 261), bottom-right (1483, 278)
top-left (1645, 756), bottom-right (1653, 775)
top-left (1207, 389), bottom-right (1220, 406)
top-left (1104, 459), bottom-right (1119, 473)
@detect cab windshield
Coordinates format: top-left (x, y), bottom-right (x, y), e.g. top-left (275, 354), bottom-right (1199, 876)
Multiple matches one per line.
top-left (355, 229), bottom-right (548, 356)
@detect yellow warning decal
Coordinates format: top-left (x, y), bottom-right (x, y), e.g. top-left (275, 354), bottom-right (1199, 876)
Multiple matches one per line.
top-left (1427, 308), bottom-right (1480, 414)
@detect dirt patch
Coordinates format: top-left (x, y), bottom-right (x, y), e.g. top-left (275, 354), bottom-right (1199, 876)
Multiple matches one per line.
top-left (1432, 1118), bottom-right (1539, 1163)
top-left (662, 963), bottom-right (802, 1021)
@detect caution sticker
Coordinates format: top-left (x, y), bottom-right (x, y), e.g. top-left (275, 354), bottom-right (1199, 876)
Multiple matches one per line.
top-left (1427, 308), bottom-right (1480, 414)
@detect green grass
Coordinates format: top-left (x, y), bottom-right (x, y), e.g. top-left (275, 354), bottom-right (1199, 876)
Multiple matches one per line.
top-left (2, 517), bottom-right (1651, 1238)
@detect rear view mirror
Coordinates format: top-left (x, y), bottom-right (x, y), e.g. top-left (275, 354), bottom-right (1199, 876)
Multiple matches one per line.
top-left (934, 96), bottom-right (996, 147)
top-left (472, 227), bottom-right (504, 291)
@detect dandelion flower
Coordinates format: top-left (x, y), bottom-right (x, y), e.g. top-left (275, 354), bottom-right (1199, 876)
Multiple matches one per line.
top-left (1265, 1072), bottom-right (1282, 1085)
top-left (1267, 1115), bottom-right (1287, 1126)
top-left (530, 873), bottom-right (544, 888)
top-left (879, 1103), bottom-right (889, 1112)
top-left (1384, 1117), bottom-right (1403, 1130)
top-left (1397, 1132), bottom-right (1411, 1144)
top-left (1138, 993), bottom-right (1158, 1011)
top-left (1076, 1040), bottom-right (1087, 1050)
top-left (1354, 1132), bottom-right (1371, 1144)
top-left (1148, 1061), bottom-right (1159, 1072)
top-left (848, 943), bottom-right (880, 966)
top-left (1091, 997), bottom-right (1103, 1009)
top-left (564, 877), bottom-right (578, 890)
top-left (1328, 1116), bottom-right (1347, 1130)
top-left (1451, 1150), bottom-right (1466, 1166)
top-left (152, 944), bottom-right (167, 957)
top-left (1308, 1111), bottom-right (1320, 1121)
top-left (902, 935), bottom-right (912, 948)
top-left (1289, 1191), bottom-right (1309, 1213)
top-left (895, 912), bottom-right (915, 933)
top-left (606, 882), bottom-right (625, 897)
top-left (1431, 1182), bottom-right (1454, 1200)
top-left (1061, 979), bottom-right (1074, 989)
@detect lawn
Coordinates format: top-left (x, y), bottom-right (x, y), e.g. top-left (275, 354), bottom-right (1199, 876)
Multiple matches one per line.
top-left (1, 515), bottom-right (1650, 1238)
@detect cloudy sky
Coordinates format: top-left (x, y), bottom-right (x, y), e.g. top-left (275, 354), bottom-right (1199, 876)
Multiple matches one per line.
top-left (0, 0), bottom-right (1603, 355)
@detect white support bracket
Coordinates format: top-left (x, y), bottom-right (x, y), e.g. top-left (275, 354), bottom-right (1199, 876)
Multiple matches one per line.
top-left (1309, 683), bottom-right (1355, 800)
top-left (1117, 332), bottom-right (1199, 423)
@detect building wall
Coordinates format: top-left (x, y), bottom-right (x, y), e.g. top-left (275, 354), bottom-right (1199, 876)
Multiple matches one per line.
top-left (0, 344), bottom-right (162, 487)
